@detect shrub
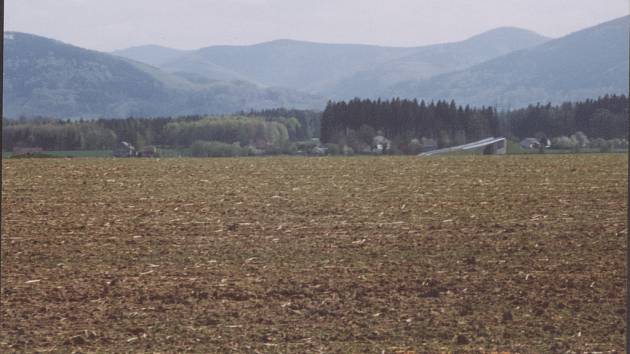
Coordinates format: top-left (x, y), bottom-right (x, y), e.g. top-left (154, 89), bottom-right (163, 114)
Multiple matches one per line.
top-left (324, 143), bottom-right (342, 155)
top-left (611, 138), bottom-right (628, 149)
top-left (571, 131), bottom-right (589, 148)
top-left (551, 136), bottom-right (576, 149)
top-left (342, 145), bottom-right (354, 156)
top-left (266, 141), bottom-right (297, 155)
top-left (589, 138), bottom-right (607, 149)
top-left (599, 142), bottom-right (612, 153)
top-left (191, 140), bottom-right (251, 157)
top-left (406, 138), bottom-right (423, 155)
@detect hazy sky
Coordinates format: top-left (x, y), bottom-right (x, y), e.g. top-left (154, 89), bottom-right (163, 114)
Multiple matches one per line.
top-left (5, 0), bottom-right (629, 51)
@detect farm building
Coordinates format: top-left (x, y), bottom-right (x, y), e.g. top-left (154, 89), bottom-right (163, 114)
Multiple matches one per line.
top-left (520, 137), bottom-right (550, 150)
top-left (419, 137), bottom-right (507, 156)
top-left (311, 146), bottom-right (328, 155)
top-left (520, 138), bottom-right (542, 149)
top-left (113, 141), bottom-right (135, 157)
top-left (372, 135), bottom-right (391, 153)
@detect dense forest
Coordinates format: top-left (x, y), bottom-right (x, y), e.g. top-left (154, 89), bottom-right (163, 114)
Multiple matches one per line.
top-left (321, 95), bottom-right (627, 152)
top-left (504, 94), bottom-right (628, 140)
top-left (321, 98), bottom-right (499, 151)
top-left (2, 95), bottom-right (627, 155)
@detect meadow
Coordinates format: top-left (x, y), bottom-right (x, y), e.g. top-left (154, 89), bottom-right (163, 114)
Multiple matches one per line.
top-left (1, 155), bottom-right (626, 352)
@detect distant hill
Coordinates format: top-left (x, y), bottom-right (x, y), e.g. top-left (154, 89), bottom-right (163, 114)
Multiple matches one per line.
top-left (317, 27), bottom-right (550, 99)
top-left (3, 32), bottom-right (324, 118)
top-left (159, 39), bottom-right (417, 91)
top-left (161, 51), bottom-right (255, 83)
top-left (111, 44), bottom-right (190, 67)
top-left (5, 15), bottom-right (626, 119)
top-left (123, 29), bottom-right (548, 98)
top-left (389, 16), bottom-right (630, 108)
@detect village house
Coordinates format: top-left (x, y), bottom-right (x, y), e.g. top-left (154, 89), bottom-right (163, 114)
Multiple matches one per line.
top-left (519, 137), bottom-right (550, 150)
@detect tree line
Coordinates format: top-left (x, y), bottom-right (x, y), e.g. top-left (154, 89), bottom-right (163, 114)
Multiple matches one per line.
top-left (2, 95), bottom-right (626, 154)
top-left (241, 108), bottom-right (321, 141)
top-left (2, 112), bottom-right (320, 153)
top-left (503, 94), bottom-right (628, 140)
top-left (320, 95), bottom-right (627, 152)
top-left (321, 98), bottom-right (499, 152)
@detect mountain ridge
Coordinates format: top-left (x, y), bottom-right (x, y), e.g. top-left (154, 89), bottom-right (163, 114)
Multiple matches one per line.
top-left (3, 32), bottom-right (324, 118)
top-left (116, 27), bottom-right (549, 96)
top-left (388, 15), bottom-right (630, 108)
top-left (315, 27), bottom-right (551, 98)
top-left (4, 16), bottom-right (627, 118)
top-left (111, 44), bottom-right (190, 68)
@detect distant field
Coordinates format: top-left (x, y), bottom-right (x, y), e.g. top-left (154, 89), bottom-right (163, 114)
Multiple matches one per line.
top-left (1, 155), bottom-right (626, 352)
top-left (2, 147), bottom-right (627, 158)
top-left (2, 149), bottom-right (192, 158)
top-left (2, 150), bottom-right (113, 158)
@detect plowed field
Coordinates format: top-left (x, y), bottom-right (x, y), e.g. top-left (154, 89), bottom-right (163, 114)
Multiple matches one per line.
top-left (1, 155), bottom-right (627, 353)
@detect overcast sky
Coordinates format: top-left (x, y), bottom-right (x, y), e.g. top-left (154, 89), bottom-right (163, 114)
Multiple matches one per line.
top-left (5, 0), bottom-right (629, 51)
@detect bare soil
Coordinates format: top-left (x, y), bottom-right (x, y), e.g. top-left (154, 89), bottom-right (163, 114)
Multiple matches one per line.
top-left (1, 155), bottom-right (627, 352)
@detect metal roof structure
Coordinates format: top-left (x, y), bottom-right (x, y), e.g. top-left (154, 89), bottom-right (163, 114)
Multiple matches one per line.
top-left (419, 137), bottom-right (506, 156)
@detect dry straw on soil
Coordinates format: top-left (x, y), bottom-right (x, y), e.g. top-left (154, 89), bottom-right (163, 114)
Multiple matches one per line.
top-left (1, 155), bottom-right (627, 352)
